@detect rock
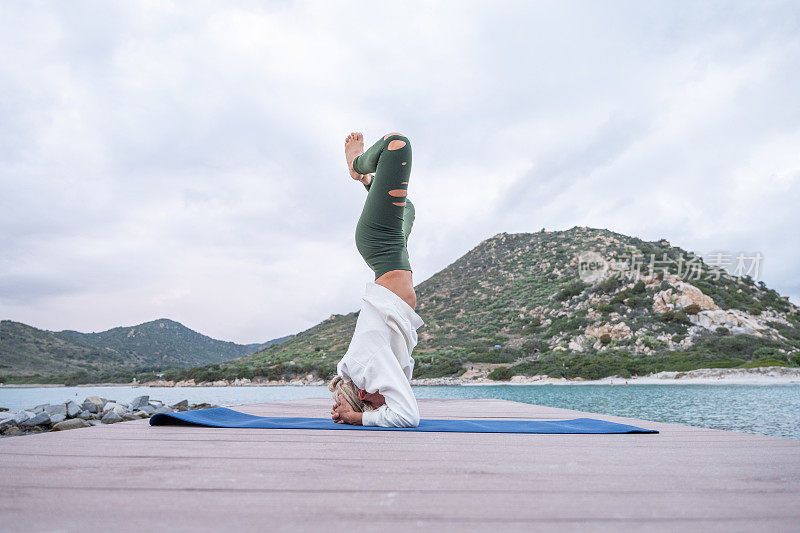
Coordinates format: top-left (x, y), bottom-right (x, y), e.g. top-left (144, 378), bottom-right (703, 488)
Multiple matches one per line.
top-left (153, 406), bottom-right (174, 414)
top-left (0, 406), bottom-right (8, 412)
top-left (0, 418), bottom-right (17, 431)
top-left (102, 402), bottom-right (118, 413)
top-left (170, 400), bottom-right (189, 411)
top-left (20, 412), bottom-right (51, 427)
top-left (130, 395), bottom-right (150, 410)
top-left (653, 281), bottom-right (718, 314)
top-left (66, 401), bottom-right (82, 418)
top-left (49, 413), bottom-right (67, 424)
top-left (33, 404), bottom-right (48, 413)
top-left (88, 420), bottom-right (103, 426)
top-left (652, 290), bottom-right (674, 314)
top-left (122, 413), bottom-right (139, 421)
top-left (78, 410), bottom-right (93, 420)
top-left (139, 405), bottom-right (155, 415)
top-left (674, 282), bottom-right (717, 311)
top-left (586, 322), bottom-right (632, 341)
top-left (52, 419), bottom-right (91, 431)
top-left (2, 426), bottom-right (22, 437)
top-left (112, 405), bottom-right (127, 417)
top-left (691, 309), bottom-right (766, 335)
top-left (133, 410), bottom-right (150, 419)
top-left (149, 401), bottom-right (163, 408)
top-left (568, 337), bottom-right (586, 352)
top-left (82, 396), bottom-right (104, 413)
top-left (14, 411), bottom-right (33, 424)
top-left (46, 404), bottom-right (67, 417)
top-left (101, 411), bottom-right (123, 424)
top-left (193, 402), bottom-right (213, 410)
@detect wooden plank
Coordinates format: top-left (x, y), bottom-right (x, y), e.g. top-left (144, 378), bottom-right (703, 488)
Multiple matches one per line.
top-left (1, 398), bottom-right (798, 532)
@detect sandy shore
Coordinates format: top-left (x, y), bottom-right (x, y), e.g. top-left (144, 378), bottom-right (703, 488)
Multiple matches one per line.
top-left (587, 366), bottom-right (800, 386)
top-left (413, 366), bottom-right (800, 386)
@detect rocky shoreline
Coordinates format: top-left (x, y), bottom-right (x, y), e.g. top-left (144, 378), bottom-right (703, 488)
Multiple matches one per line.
top-left (2, 367), bottom-right (798, 396)
top-left (0, 395), bottom-right (216, 438)
top-left (129, 366), bottom-right (800, 387)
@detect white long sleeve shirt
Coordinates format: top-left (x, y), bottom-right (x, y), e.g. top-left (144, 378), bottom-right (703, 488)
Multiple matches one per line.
top-left (336, 282), bottom-right (425, 428)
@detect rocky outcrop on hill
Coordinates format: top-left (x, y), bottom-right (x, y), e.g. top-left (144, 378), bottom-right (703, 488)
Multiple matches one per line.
top-left (652, 278), bottom-right (719, 314)
top-left (691, 309), bottom-right (768, 336)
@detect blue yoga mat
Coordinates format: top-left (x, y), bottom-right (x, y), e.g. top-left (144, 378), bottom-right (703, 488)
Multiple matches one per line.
top-left (150, 407), bottom-right (658, 434)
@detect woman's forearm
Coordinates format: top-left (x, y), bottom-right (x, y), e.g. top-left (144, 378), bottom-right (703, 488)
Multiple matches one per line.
top-left (362, 404), bottom-right (419, 428)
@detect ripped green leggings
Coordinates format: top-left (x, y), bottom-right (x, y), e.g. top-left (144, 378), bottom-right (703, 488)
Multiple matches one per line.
top-left (353, 133), bottom-right (415, 280)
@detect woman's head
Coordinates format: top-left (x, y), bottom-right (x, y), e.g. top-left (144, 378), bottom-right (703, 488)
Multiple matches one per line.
top-left (328, 376), bottom-right (374, 412)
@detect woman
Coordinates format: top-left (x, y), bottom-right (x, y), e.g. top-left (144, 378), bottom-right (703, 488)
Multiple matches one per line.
top-left (329, 132), bottom-right (424, 427)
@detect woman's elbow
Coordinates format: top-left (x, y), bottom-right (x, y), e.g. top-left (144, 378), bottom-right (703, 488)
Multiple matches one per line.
top-left (397, 411), bottom-right (420, 428)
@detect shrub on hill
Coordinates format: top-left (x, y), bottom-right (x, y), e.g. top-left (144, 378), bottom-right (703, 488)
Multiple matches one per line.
top-left (556, 281), bottom-right (588, 301)
top-left (684, 304), bottom-right (701, 315)
top-left (413, 355), bottom-right (465, 378)
top-left (738, 357), bottom-right (790, 368)
top-left (595, 275), bottom-right (622, 294)
top-left (487, 366), bottom-right (514, 381)
top-left (661, 310), bottom-right (691, 325)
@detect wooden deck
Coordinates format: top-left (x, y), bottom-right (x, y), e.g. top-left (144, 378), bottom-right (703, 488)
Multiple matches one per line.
top-left (1, 398), bottom-right (798, 532)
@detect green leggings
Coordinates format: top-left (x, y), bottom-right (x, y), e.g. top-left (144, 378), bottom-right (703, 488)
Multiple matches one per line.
top-left (353, 133), bottom-right (415, 280)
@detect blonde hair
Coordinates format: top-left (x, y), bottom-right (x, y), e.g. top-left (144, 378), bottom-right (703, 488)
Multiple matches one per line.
top-left (328, 376), bottom-right (375, 413)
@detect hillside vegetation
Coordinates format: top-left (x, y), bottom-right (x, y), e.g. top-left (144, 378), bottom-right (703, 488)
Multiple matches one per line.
top-left (0, 319), bottom-right (290, 384)
top-left (167, 227), bottom-right (800, 384)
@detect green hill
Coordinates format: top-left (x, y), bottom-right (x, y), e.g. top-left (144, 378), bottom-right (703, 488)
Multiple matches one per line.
top-left (170, 227), bottom-right (800, 383)
top-left (0, 318), bottom-right (290, 384)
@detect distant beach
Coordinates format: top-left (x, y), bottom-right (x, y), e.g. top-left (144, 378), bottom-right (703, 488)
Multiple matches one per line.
top-left (3, 366), bottom-right (799, 389)
top-left (415, 366), bottom-right (800, 387)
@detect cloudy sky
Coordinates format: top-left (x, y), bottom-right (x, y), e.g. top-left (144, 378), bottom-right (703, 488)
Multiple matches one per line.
top-left (1, 1), bottom-right (798, 343)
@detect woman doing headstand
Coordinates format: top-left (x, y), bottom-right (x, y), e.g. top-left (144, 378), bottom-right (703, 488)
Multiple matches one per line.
top-left (329, 132), bottom-right (424, 427)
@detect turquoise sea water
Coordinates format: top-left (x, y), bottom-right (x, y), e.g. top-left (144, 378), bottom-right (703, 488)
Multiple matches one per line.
top-left (1, 384), bottom-right (798, 440)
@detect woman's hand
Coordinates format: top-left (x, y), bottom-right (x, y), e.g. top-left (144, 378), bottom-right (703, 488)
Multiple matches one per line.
top-left (331, 394), bottom-right (363, 425)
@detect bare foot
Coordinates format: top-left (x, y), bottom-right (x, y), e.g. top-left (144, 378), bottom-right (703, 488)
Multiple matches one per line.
top-left (345, 132), bottom-right (371, 187)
